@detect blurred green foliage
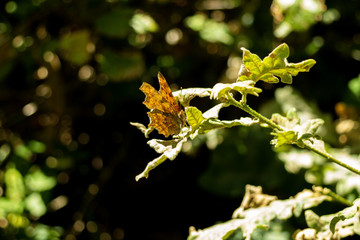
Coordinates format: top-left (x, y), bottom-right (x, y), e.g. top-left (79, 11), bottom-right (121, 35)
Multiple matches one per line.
top-left (0, 0), bottom-right (359, 239)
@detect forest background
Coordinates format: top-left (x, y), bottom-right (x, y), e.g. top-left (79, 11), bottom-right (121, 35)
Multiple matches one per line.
top-left (0, 0), bottom-right (360, 239)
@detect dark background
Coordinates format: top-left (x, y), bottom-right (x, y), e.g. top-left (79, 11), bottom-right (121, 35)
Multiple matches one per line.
top-left (0, 0), bottom-right (360, 239)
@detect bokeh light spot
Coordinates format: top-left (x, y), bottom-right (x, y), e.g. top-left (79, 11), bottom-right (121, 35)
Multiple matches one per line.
top-left (57, 172), bottom-right (69, 184)
top-left (86, 221), bottom-right (98, 233)
top-left (22, 103), bottom-right (38, 117)
top-left (49, 195), bottom-right (68, 211)
top-left (36, 66), bottom-right (48, 80)
top-left (94, 103), bottom-right (106, 116)
top-left (5, 1), bottom-right (17, 14)
top-left (92, 157), bottom-right (103, 170)
top-left (165, 28), bottom-right (183, 45)
top-left (46, 156), bottom-right (58, 168)
top-left (78, 65), bottom-right (94, 81)
top-left (12, 35), bottom-right (24, 48)
top-left (43, 51), bottom-right (55, 62)
top-left (0, 218), bottom-right (8, 228)
top-left (73, 220), bottom-right (85, 233)
top-left (88, 184), bottom-right (99, 195)
top-left (113, 228), bottom-right (125, 240)
top-left (100, 232), bottom-right (112, 240)
top-left (36, 84), bottom-right (52, 98)
top-left (78, 133), bottom-right (90, 145)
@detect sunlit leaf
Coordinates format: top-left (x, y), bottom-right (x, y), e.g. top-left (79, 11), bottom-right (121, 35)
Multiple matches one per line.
top-left (348, 74), bottom-right (360, 99)
top-left (135, 154), bottom-right (167, 181)
top-left (173, 88), bottom-right (212, 107)
top-left (136, 136), bottom-right (188, 181)
top-left (24, 192), bottom-right (46, 217)
top-left (25, 224), bottom-right (63, 240)
top-left (189, 187), bottom-right (330, 240)
top-left (270, 108), bottom-right (324, 148)
top-left (271, 0), bottom-right (327, 38)
top-left (305, 210), bottom-right (326, 231)
top-left (130, 13), bottom-right (158, 34)
top-left (238, 43), bottom-right (316, 84)
top-left (0, 144), bottom-right (11, 163)
top-left (270, 130), bottom-right (297, 148)
top-left (28, 140), bottom-right (46, 154)
top-left (7, 213), bottom-right (29, 228)
top-left (210, 81), bottom-right (261, 100)
top-left (5, 168), bottom-right (25, 201)
top-left (185, 13), bottom-right (234, 45)
top-left (200, 118), bottom-right (258, 134)
top-left (147, 138), bottom-right (186, 160)
top-left (202, 103), bottom-right (229, 119)
top-left (14, 144), bottom-right (32, 161)
top-left (25, 170), bottom-right (57, 192)
top-left (0, 198), bottom-right (24, 216)
top-left (330, 199), bottom-right (360, 234)
top-left (185, 106), bottom-right (205, 129)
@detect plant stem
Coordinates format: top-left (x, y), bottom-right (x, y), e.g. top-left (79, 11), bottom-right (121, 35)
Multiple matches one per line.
top-left (315, 186), bottom-right (353, 206)
top-left (226, 93), bottom-right (282, 131)
top-left (303, 142), bottom-right (360, 176)
top-left (226, 93), bottom-right (360, 176)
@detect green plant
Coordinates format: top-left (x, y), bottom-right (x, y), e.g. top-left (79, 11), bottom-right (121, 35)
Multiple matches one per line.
top-left (132, 43), bottom-right (360, 239)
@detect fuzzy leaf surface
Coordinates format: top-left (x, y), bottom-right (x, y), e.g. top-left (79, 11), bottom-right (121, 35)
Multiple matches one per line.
top-left (210, 81), bottom-right (262, 100)
top-left (238, 43), bottom-right (316, 84)
top-left (270, 108), bottom-right (324, 148)
top-left (189, 187), bottom-right (330, 240)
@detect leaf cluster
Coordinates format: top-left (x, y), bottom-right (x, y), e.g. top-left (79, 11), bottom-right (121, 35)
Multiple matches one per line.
top-left (132, 43), bottom-right (360, 240)
top-left (132, 43), bottom-right (318, 181)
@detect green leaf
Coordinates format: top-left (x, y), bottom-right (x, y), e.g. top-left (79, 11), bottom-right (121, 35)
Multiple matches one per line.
top-left (202, 103), bottom-right (229, 119)
top-left (14, 143), bottom-right (33, 161)
top-left (58, 30), bottom-right (92, 65)
top-left (185, 105), bottom-right (257, 135)
top-left (173, 88), bottom-right (212, 107)
top-left (98, 50), bottom-right (145, 81)
top-left (25, 170), bottom-right (57, 192)
top-left (136, 154), bottom-right (167, 181)
top-left (189, 219), bottom-right (244, 240)
top-left (129, 13), bottom-right (158, 34)
top-left (271, 130), bottom-right (297, 148)
top-left (5, 168), bottom-right (25, 201)
top-left (305, 210), bottom-right (326, 231)
top-left (272, 0), bottom-right (326, 38)
top-left (0, 198), bottom-right (24, 216)
top-left (136, 137), bottom-right (188, 181)
top-left (238, 43), bottom-right (316, 84)
top-left (200, 118), bottom-right (258, 134)
top-left (147, 138), bottom-right (186, 160)
top-left (185, 106), bottom-right (205, 129)
top-left (298, 119), bottom-right (324, 140)
top-left (210, 81), bottom-right (262, 100)
top-left (95, 8), bottom-right (133, 38)
top-left (189, 187), bottom-right (330, 240)
top-left (185, 13), bottom-right (234, 45)
top-left (24, 192), bottom-right (46, 217)
top-left (28, 140), bottom-right (46, 153)
top-left (348, 74), bottom-right (360, 99)
top-left (329, 199), bottom-right (360, 233)
top-left (26, 224), bottom-right (63, 240)
top-left (270, 108), bottom-right (324, 148)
